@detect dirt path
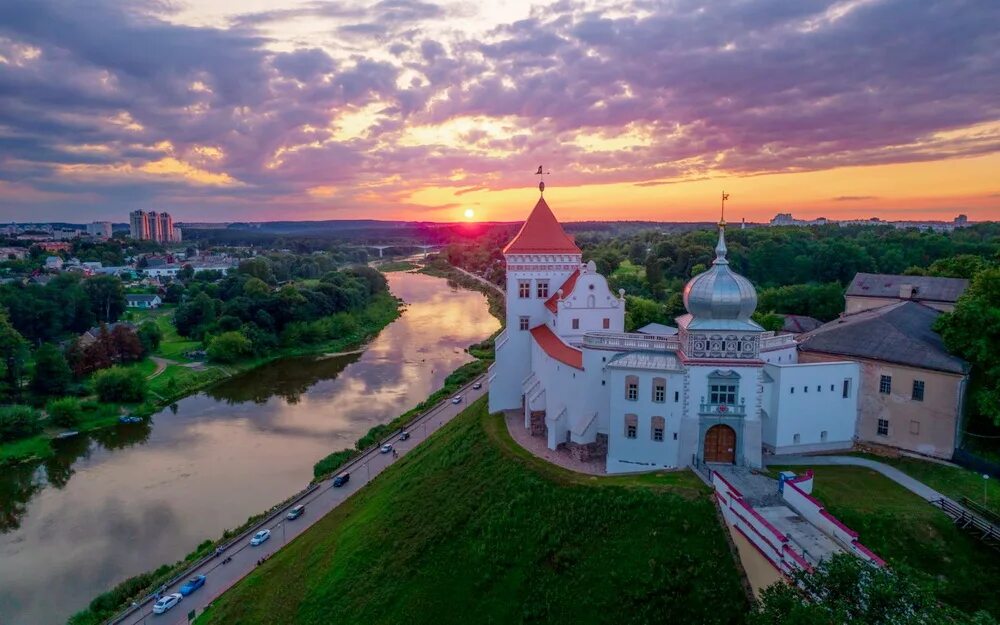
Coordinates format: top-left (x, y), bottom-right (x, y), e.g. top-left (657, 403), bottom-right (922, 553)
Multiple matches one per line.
top-left (147, 357), bottom-right (174, 380)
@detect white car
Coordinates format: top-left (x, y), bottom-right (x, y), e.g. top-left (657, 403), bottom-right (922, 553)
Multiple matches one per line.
top-left (152, 593), bottom-right (182, 614)
top-left (451, 396), bottom-right (463, 404)
top-left (250, 529), bottom-right (271, 546)
top-left (472, 382), bottom-right (482, 390)
top-left (380, 443), bottom-right (393, 454)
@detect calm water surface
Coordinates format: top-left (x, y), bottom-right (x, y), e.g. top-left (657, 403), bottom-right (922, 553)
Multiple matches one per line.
top-left (0, 272), bottom-right (498, 624)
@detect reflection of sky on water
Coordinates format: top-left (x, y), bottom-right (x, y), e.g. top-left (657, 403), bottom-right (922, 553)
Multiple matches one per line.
top-left (0, 272), bottom-right (498, 625)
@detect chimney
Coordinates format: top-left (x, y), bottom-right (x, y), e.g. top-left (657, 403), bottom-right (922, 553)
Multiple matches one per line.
top-left (899, 284), bottom-right (916, 299)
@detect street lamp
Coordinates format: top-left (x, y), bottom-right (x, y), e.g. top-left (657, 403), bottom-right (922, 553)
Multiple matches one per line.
top-left (984, 474), bottom-right (990, 505)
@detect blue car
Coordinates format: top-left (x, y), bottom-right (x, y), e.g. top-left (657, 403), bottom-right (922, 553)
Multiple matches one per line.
top-left (179, 575), bottom-right (206, 596)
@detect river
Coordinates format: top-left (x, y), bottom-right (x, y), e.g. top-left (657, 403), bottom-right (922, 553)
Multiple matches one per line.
top-left (0, 271), bottom-right (499, 625)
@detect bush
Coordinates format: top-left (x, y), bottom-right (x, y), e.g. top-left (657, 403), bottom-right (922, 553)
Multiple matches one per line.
top-left (0, 405), bottom-right (42, 442)
top-left (47, 397), bottom-right (83, 428)
top-left (93, 367), bottom-right (147, 403)
top-left (206, 331), bottom-right (252, 363)
top-left (313, 448), bottom-right (359, 480)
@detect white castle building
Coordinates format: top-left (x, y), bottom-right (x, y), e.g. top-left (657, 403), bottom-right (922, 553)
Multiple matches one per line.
top-left (489, 192), bottom-right (861, 473)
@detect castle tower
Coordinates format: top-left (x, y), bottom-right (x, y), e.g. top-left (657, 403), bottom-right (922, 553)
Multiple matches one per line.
top-left (676, 219), bottom-right (765, 468)
top-left (488, 186), bottom-right (582, 413)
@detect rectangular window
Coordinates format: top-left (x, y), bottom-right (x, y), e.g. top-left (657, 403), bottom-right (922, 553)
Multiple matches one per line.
top-left (571, 318), bottom-right (580, 330)
top-left (673, 432), bottom-right (678, 440)
top-left (518, 280), bottom-right (530, 299)
top-left (653, 384), bottom-right (666, 403)
top-left (830, 384), bottom-right (835, 392)
top-left (910, 420), bottom-right (921, 435)
top-left (817, 385), bottom-right (821, 392)
top-left (842, 379), bottom-right (851, 398)
top-left (879, 375), bottom-right (892, 394)
top-left (820, 430), bottom-right (828, 442)
top-left (709, 384), bottom-right (737, 406)
top-left (653, 427), bottom-right (664, 442)
top-left (536, 280), bottom-right (549, 298)
top-left (790, 387), bottom-right (794, 394)
top-left (674, 391), bottom-right (680, 402)
top-left (912, 380), bottom-right (925, 402)
top-left (603, 318), bottom-right (610, 329)
top-left (627, 382), bottom-right (638, 401)
top-left (877, 418), bottom-right (889, 437)
top-left (519, 316), bottom-right (529, 331)
top-left (804, 386), bottom-right (808, 393)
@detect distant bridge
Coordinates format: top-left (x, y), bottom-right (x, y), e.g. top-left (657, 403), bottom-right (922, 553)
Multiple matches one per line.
top-left (361, 244), bottom-right (442, 258)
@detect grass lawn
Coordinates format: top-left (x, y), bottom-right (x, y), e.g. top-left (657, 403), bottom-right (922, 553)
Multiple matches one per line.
top-left (771, 465), bottom-right (1000, 618)
top-left (851, 453), bottom-right (1000, 517)
top-left (199, 400), bottom-right (747, 625)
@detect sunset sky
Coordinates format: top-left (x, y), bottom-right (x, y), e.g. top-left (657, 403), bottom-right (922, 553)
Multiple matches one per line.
top-left (0, 0), bottom-right (998, 223)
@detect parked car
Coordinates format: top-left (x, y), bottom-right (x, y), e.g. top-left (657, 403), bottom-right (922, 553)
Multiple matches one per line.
top-left (333, 472), bottom-right (350, 487)
top-left (472, 382), bottom-right (482, 390)
top-left (152, 593), bottom-right (182, 614)
top-left (286, 504), bottom-right (305, 520)
top-left (380, 443), bottom-right (393, 454)
top-left (399, 431), bottom-right (411, 441)
top-left (250, 529), bottom-right (271, 546)
top-left (451, 395), bottom-right (463, 404)
top-left (179, 575), bottom-right (205, 596)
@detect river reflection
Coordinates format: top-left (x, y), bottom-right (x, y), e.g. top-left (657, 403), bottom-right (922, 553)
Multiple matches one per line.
top-left (0, 272), bottom-right (498, 625)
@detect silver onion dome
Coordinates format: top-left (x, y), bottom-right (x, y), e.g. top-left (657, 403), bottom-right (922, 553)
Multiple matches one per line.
top-left (682, 224), bottom-right (758, 322)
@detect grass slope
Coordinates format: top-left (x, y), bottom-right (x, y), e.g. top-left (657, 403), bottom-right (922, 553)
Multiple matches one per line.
top-left (772, 465), bottom-right (1000, 618)
top-left (199, 400), bottom-right (747, 625)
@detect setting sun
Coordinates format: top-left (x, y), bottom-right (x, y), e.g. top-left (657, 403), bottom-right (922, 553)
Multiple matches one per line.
top-left (463, 208), bottom-right (475, 220)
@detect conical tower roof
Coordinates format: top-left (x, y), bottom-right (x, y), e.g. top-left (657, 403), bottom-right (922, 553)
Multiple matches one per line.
top-left (502, 196), bottom-right (581, 255)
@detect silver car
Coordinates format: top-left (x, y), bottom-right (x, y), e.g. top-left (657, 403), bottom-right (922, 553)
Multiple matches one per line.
top-left (152, 593), bottom-right (182, 615)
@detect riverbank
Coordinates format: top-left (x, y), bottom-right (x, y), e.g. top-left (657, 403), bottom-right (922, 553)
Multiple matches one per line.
top-left (0, 293), bottom-right (402, 468)
top-left (51, 270), bottom-right (498, 625)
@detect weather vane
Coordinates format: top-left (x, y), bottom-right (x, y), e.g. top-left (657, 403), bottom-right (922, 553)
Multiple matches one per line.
top-left (536, 165), bottom-right (550, 195)
top-left (720, 191), bottom-right (730, 225)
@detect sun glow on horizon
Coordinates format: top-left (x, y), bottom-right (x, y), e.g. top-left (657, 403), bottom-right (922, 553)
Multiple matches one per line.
top-left (463, 208), bottom-right (475, 220)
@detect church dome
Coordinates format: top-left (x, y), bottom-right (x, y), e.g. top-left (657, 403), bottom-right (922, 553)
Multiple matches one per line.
top-left (683, 224), bottom-right (757, 322)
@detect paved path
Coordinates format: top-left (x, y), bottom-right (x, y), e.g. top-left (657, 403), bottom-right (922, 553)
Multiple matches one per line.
top-left (451, 266), bottom-right (505, 297)
top-left (115, 376), bottom-right (489, 625)
top-left (769, 455), bottom-right (948, 503)
top-left (503, 411), bottom-right (604, 475)
top-left (147, 357), bottom-right (173, 380)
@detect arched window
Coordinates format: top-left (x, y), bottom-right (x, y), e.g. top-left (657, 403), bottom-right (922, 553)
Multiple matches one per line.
top-left (587, 294), bottom-right (596, 307)
top-left (625, 375), bottom-right (639, 401)
top-left (651, 416), bottom-right (665, 442)
top-left (625, 414), bottom-right (638, 439)
top-left (652, 377), bottom-right (666, 403)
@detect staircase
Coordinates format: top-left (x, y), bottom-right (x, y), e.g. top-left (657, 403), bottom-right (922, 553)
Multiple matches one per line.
top-left (933, 497), bottom-right (1000, 550)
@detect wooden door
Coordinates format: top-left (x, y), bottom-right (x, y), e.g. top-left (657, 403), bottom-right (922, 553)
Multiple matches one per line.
top-left (704, 425), bottom-right (736, 464)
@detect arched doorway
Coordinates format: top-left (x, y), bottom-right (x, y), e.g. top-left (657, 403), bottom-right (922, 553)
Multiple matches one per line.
top-left (704, 424), bottom-right (736, 464)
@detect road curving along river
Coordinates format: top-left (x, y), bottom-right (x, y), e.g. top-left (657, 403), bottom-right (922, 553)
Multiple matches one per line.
top-left (0, 271), bottom-right (499, 625)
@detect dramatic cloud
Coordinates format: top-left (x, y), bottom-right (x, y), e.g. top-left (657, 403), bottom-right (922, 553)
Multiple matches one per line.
top-left (0, 0), bottom-right (997, 220)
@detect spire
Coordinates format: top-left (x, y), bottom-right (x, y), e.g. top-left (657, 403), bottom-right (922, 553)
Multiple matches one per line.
top-left (713, 223), bottom-right (729, 265)
top-left (502, 195), bottom-right (581, 255)
top-left (714, 191), bottom-right (730, 265)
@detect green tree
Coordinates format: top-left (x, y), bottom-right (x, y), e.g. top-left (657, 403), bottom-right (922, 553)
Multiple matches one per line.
top-left (238, 258), bottom-right (275, 284)
top-left (750, 553), bottom-right (995, 625)
top-left (30, 343), bottom-right (73, 397)
top-left (243, 277), bottom-right (270, 297)
top-left (93, 366), bottom-right (147, 403)
top-left (752, 311), bottom-right (784, 332)
top-left (137, 321), bottom-right (163, 354)
top-left (0, 309), bottom-right (29, 400)
top-left (46, 397), bottom-right (82, 428)
top-left (623, 295), bottom-right (667, 332)
top-left (84, 275), bottom-right (126, 323)
top-left (926, 254), bottom-right (992, 279)
top-left (935, 268), bottom-right (1000, 424)
top-left (206, 331), bottom-right (252, 363)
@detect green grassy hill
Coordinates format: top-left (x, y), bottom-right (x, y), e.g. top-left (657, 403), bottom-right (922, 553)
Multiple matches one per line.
top-left (198, 399), bottom-right (748, 625)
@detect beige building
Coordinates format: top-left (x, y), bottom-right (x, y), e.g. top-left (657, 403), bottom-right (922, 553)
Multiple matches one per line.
top-left (798, 301), bottom-right (969, 459)
top-left (844, 273), bottom-right (968, 314)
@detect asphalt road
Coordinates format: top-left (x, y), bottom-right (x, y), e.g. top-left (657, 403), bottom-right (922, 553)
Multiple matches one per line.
top-left (119, 375), bottom-right (488, 625)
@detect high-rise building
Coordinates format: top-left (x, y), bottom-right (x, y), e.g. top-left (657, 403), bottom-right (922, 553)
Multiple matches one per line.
top-left (148, 211), bottom-right (162, 242)
top-left (129, 210), bottom-right (175, 242)
top-left (130, 210), bottom-right (150, 240)
top-left (172, 226), bottom-right (182, 242)
top-left (158, 212), bottom-right (173, 242)
top-left (87, 221), bottom-right (113, 239)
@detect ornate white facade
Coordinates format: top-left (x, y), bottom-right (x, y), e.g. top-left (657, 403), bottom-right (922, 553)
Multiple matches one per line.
top-left (489, 194), bottom-right (863, 473)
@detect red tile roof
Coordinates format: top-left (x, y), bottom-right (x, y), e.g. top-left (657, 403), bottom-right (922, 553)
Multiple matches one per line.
top-left (545, 269), bottom-right (580, 312)
top-left (502, 196), bottom-right (582, 255)
top-left (530, 324), bottom-right (583, 369)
